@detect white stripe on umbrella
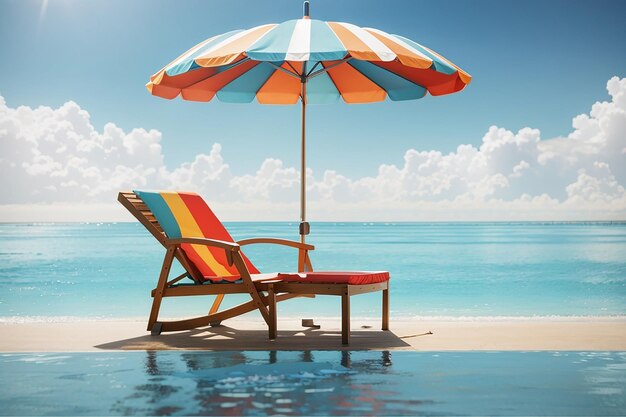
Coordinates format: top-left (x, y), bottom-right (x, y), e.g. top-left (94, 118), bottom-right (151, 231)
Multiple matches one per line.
top-left (333, 21), bottom-right (396, 61)
top-left (285, 18), bottom-right (312, 62)
top-left (163, 33), bottom-right (223, 73)
top-left (364, 27), bottom-right (433, 64)
top-left (195, 24), bottom-right (276, 64)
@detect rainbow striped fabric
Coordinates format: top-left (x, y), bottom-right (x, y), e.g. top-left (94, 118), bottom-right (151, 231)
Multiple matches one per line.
top-left (147, 18), bottom-right (471, 104)
top-left (134, 190), bottom-right (259, 283)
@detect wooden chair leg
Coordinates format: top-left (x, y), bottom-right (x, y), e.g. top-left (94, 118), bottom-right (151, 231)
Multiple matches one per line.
top-left (341, 287), bottom-right (350, 345)
top-left (209, 293), bottom-right (225, 314)
top-left (304, 251), bottom-right (313, 272)
top-left (382, 285), bottom-right (389, 331)
top-left (297, 249), bottom-right (305, 272)
top-left (297, 249), bottom-right (313, 272)
top-left (232, 254), bottom-right (271, 325)
top-left (148, 247), bottom-right (175, 332)
top-left (268, 284), bottom-right (277, 340)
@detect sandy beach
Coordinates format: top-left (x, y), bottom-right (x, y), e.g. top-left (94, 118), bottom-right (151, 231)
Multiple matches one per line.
top-left (2, 317), bottom-right (625, 352)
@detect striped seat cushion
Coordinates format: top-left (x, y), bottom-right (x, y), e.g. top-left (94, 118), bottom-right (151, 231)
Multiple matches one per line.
top-left (277, 271), bottom-right (389, 285)
top-left (134, 190), bottom-right (259, 282)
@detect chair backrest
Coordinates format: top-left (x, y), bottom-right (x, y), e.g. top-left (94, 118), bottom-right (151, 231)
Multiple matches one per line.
top-left (118, 190), bottom-right (204, 282)
top-left (124, 190), bottom-right (259, 282)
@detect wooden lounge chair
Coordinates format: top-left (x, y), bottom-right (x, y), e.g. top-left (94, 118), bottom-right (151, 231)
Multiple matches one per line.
top-left (118, 190), bottom-right (389, 345)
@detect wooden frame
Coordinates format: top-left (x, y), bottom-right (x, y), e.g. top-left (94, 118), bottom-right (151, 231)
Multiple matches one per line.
top-left (258, 280), bottom-right (389, 345)
top-left (118, 191), bottom-right (390, 345)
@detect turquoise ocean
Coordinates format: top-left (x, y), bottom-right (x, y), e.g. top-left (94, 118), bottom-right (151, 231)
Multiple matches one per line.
top-left (1, 222), bottom-right (625, 321)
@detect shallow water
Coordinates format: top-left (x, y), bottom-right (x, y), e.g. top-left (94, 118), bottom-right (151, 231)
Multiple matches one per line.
top-left (0, 222), bottom-right (625, 319)
top-left (0, 350), bottom-right (624, 416)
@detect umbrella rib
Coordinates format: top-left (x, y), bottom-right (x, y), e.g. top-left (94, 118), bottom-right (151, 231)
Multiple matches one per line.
top-left (266, 62), bottom-right (301, 80)
top-left (314, 61), bottom-right (342, 100)
top-left (286, 61), bottom-right (301, 77)
top-left (307, 57), bottom-right (352, 80)
top-left (305, 61), bottom-right (321, 77)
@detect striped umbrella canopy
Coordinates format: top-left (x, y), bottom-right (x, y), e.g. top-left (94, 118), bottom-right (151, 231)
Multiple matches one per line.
top-left (147, 2), bottom-right (471, 247)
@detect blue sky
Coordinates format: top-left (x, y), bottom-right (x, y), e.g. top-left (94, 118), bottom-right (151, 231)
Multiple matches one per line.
top-left (2, 0), bottom-right (625, 177)
top-left (1, 0), bottom-right (625, 221)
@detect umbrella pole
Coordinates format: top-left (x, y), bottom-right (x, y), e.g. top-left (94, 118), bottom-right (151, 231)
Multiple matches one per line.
top-left (299, 80), bottom-right (309, 245)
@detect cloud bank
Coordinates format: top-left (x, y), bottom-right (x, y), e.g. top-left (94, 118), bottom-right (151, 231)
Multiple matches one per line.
top-left (1, 77), bottom-right (625, 221)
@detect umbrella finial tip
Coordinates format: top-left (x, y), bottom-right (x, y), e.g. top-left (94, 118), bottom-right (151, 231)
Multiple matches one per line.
top-left (303, 1), bottom-right (310, 18)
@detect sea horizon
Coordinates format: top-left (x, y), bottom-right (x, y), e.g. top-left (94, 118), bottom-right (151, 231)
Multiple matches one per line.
top-left (2, 220), bottom-right (626, 225)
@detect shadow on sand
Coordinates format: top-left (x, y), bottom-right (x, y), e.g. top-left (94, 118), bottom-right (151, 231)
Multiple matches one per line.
top-left (96, 325), bottom-right (412, 351)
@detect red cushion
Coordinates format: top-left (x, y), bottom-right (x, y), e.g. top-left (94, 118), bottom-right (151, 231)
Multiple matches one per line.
top-left (277, 271), bottom-right (389, 285)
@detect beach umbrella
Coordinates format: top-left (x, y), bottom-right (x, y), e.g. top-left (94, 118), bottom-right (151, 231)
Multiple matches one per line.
top-left (147, 1), bottom-right (471, 248)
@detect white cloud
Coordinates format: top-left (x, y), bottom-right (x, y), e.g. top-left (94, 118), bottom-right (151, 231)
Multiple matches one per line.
top-left (1, 77), bottom-right (625, 221)
top-left (0, 98), bottom-right (167, 203)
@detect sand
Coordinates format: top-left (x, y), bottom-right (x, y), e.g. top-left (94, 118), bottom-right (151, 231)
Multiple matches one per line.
top-left (2, 316), bottom-right (625, 352)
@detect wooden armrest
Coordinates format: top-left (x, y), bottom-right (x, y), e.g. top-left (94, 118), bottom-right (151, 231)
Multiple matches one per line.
top-left (166, 237), bottom-right (240, 267)
top-left (237, 237), bottom-right (314, 251)
top-left (166, 237), bottom-right (240, 252)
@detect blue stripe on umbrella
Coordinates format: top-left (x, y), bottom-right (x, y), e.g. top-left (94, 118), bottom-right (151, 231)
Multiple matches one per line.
top-left (166, 29), bottom-right (244, 77)
top-left (350, 60), bottom-right (427, 101)
top-left (246, 20), bottom-right (298, 62)
top-left (216, 62), bottom-right (279, 103)
top-left (392, 35), bottom-right (457, 75)
top-left (308, 20), bottom-right (348, 62)
top-left (306, 66), bottom-right (341, 104)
